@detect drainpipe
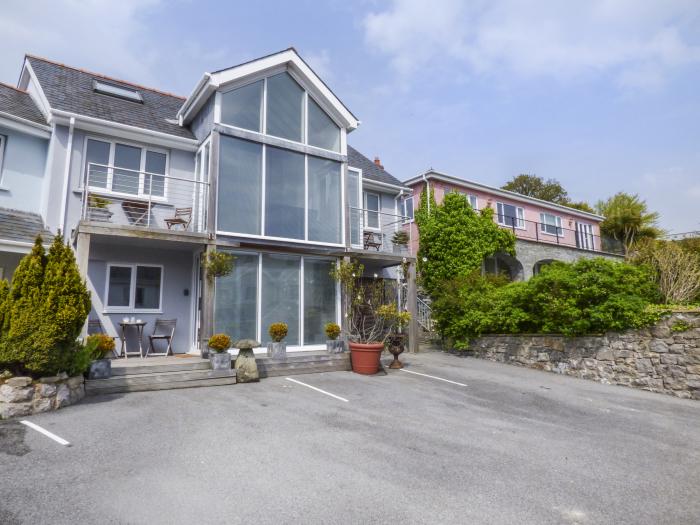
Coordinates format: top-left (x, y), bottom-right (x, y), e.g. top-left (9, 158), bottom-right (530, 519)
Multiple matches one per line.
top-left (59, 116), bottom-right (75, 238)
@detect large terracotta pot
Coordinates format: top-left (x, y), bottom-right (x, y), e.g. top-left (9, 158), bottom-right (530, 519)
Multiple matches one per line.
top-left (349, 342), bottom-right (384, 375)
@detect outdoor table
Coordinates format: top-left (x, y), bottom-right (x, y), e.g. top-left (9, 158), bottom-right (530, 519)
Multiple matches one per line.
top-left (118, 321), bottom-right (147, 359)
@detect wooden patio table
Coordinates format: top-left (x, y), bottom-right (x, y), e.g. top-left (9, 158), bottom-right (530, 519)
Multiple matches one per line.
top-left (118, 321), bottom-right (147, 359)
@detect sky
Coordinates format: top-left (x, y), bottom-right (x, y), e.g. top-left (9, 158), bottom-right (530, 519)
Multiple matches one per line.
top-left (1, 0), bottom-right (699, 233)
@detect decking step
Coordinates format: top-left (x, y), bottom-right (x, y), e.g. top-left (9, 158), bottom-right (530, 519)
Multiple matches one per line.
top-left (256, 353), bottom-right (351, 378)
top-left (86, 369), bottom-right (236, 395)
top-left (111, 360), bottom-right (210, 376)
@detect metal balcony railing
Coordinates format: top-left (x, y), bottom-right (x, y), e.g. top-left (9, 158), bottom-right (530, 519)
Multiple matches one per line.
top-left (348, 207), bottom-right (414, 256)
top-left (82, 163), bottom-right (209, 233)
top-left (495, 213), bottom-right (624, 255)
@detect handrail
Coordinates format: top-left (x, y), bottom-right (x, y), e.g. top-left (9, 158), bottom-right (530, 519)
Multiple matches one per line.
top-left (417, 296), bottom-right (433, 332)
top-left (87, 162), bottom-right (209, 186)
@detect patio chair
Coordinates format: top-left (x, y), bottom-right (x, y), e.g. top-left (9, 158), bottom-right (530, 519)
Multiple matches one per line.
top-left (87, 318), bottom-right (120, 358)
top-left (165, 207), bottom-right (192, 231)
top-left (363, 230), bottom-right (382, 251)
top-left (146, 319), bottom-right (177, 357)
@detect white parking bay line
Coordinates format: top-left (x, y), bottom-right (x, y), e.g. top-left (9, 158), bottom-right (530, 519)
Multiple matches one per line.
top-left (20, 420), bottom-right (71, 446)
top-left (399, 369), bottom-right (468, 387)
top-left (285, 377), bottom-right (349, 403)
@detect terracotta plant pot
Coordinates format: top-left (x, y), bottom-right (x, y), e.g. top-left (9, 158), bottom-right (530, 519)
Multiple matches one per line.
top-left (348, 342), bottom-right (384, 375)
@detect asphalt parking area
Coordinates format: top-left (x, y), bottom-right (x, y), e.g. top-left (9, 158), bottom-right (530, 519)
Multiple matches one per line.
top-left (1, 351), bottom-right (699, 525)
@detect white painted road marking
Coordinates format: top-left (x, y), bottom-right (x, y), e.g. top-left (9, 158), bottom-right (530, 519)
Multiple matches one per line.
top-left (285, 377), bottom-right (349, 403)
top-left (20, 420), bottom-right (71, 446)
top-left (399, 369), bottom-right (468, 387)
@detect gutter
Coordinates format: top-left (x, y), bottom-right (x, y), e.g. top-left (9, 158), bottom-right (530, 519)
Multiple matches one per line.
top-left (0, 111), bottom-right (52, 137)
top-left (177, 72), bottom-right (213, 125)
top-left (361, 177), bottom-right (411, 194)
top-left (51, 109), bottom-right (199, 151)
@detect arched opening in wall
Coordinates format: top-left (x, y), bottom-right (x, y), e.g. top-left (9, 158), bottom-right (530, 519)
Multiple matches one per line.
top-left (483, 252), bottom-right (524, 281)
top-left (533, 259), bottom-right (558, 276)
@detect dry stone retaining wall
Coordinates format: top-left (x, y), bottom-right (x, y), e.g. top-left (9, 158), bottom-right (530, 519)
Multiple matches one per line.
top-left (467, 313), bottom-right (700, 400)
top-left (0, 372), bottom-right (85, 419)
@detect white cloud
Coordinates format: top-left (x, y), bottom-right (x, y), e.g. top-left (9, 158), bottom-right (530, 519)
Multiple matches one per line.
top-left (363, 0), bottom-right (700, 90)
top-left (304, 49), bottom-right (333, 81)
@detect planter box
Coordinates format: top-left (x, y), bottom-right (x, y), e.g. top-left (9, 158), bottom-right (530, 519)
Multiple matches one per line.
top-left (326, 340), bottom-right (345, 353)
top-left (88, 359), bottom-right (111, 380)
top-left (267, 342), bottom-right (287, 360)
top-left (209, 352), bottom-right (232, 370)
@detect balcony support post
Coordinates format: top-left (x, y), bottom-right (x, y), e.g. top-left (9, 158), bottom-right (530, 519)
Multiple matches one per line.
top-left (407, 260), bottom-right (419, 354)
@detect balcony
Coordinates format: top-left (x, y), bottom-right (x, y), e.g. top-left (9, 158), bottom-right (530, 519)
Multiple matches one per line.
top-left (496, 214), bottom-right (624, 255)
top-left (348, 207), bottom-right (414, 257)
top-left (81, 163), bottom-right (209, 234)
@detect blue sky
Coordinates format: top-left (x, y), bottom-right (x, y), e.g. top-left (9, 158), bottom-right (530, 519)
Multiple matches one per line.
top-left (2, 0), bottom-right (699, 233)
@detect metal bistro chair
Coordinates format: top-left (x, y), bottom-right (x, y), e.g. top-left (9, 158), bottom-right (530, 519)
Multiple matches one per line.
top-left (146, 319), bottom-right (177, 358)
top-left (87, 318), bottom-right (120, 358)
top-left (165, 207), bottom-right (192, 231)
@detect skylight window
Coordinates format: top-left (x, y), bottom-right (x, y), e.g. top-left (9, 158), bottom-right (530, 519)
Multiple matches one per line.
top-left (93, 80), bottom-right (143, 102)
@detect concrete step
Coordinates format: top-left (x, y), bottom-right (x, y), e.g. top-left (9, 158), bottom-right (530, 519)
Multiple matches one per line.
top-left (110, 360), bottom-right (210, 376)
top-left (86, 369), bottom-right (236, 395)
top-left (256, 353), bottom-right (351, 378)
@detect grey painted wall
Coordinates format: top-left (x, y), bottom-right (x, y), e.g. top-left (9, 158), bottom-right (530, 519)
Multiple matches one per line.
top-left (0, 125), bottom-right (48, 214)
top-left (87, 241), bottom-right (199, 354)
top-left (190, 96), bottom-right (214, 143)
top-left (42, 124), bottom-right (69, 231)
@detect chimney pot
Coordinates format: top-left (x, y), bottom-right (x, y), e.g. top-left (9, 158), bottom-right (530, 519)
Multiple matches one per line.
top-left (374, 157), bottom-right (383, 169)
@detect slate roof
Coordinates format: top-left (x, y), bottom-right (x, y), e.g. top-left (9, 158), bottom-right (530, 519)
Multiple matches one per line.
top-left (0, 82), bottom-right (46, 125)
top-left (0, 208), bottom-right (53, 244)
top-left (347, 146), bottom-right (405, 187)
top-left (26, 56), bottom-right (195, 139)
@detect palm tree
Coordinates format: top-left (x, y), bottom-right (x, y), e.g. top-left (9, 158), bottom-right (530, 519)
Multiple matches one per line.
top-left (595, 193), bottom-right (663, 253)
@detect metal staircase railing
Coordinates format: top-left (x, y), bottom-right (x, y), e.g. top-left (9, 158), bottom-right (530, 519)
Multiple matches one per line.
top-left (417, 296), bottom-right (434, 332)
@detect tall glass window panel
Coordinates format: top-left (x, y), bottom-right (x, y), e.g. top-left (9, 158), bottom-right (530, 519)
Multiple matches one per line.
top-left (215, 252), bottom-right (259, 342)
top-left (304, 258), bottom-right (337, 345)
top-left (261, 254), bottom-right (300, 345)
top-left (218, 136), bottom-right (262, 234)
top-left (85, 139), bottom-right (110, 188)
top-left (265, 147), bottom-right (304, 239)
top-left (134, 266), bottom-right (161, 309)
top-left (113, 143), bottom-right (141, 194)
top-left (266, 72), bottom-right (304, 142)
top-left (308, 157), bottom-right (341, 244)
top-left (364, 192), bottom-right (380, 229)
top-left (107, 266), bottom-right (132, 307)
top-left (144, 151), bottom-right (166, 197)
top-left (308, 97), bottom-right (340, 152)
top-left (220, 80), bottom-right (263, 132)
top-left (348, 170), bottom-right (360, 245)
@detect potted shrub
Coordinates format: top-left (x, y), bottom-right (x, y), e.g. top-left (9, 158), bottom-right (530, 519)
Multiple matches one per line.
top-left (87, 194), bottom-right (113, 222)
top-left (331, 259), bottom-right (404, 375)
top-left (86, 334), bottom-right (115, 379)
top-left (385, 310), bottom-right (411, 369)
top-left (208, 333), bottom-right (232, 370)
top-left (391, 229), bottom-right (410, 254)
top-left (325, 322), bottom-right (344, 353)
top-left (267, 323), bottom-right (288, 360)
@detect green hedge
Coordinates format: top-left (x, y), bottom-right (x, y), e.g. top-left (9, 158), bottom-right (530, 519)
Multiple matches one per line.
top-left (433, 258), bottom-right (661, 349)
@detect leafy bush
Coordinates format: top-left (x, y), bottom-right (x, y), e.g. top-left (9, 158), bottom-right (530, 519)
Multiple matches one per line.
top-left (324, 322), bottom-right (341, 340)
top-left (208, 333), bottom-right (231, 353)
top-left (0, 234), bottom-right (91, 376)
top-left (68, 341), bottom-right (94, 377)
top-left (202, 250), bottom-right (235, 283)
top-left (268, 323), bottom-right (288, 343)
top-left (433, 258), bottom-right (661, 347)
top-left (415, 189), bottom-right (515, 297)
top-left (86, 333), bottom-right (115, 359)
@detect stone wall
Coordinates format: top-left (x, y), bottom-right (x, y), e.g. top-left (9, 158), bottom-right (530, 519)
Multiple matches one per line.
top-left (467, 312), bottom-right (700, 400)
top-left (0, 372), bottom-right (85, 419)
top-left (514, 239), bottom-right (623, 280)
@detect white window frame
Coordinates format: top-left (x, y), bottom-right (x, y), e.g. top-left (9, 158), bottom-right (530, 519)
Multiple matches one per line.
top-left (401, 195), bottom-right (414, 223)
top-left (577, 222), bottom-right (595, 250)
top-left (496, 202), bottom-right (525, 229)
top-left (468, 194), bottom-right (478, 210)
top-left (104, 263), bottom-right (164, 314)
top-left (539, 212), bottom-right (563, 237)
top-left (83, 135), bottom-right (170, 201)
top-left (0, 135), bottom-right (6, 185)
top-left (363, 191), bottom-right (381, 231)
top-left (215, 66), bottom-right (343, 155)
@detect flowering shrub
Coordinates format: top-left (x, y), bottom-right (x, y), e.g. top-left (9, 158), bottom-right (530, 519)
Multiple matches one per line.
top-left (324, 323), bottom-right (341, 340)
top-left (268, 323), bottom-right (288, 343)
top-left (208, 333), bottom-right (231, 353)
